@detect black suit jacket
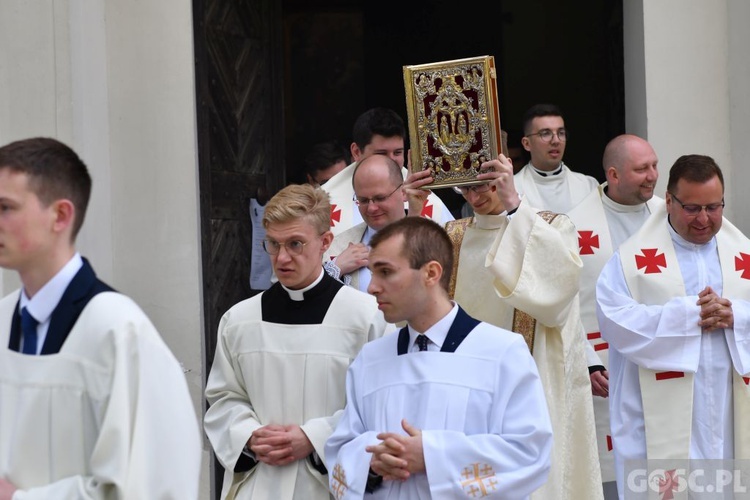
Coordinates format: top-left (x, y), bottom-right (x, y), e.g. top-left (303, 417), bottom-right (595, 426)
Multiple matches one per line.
top-left (8, 258), bottom-right (115, 355)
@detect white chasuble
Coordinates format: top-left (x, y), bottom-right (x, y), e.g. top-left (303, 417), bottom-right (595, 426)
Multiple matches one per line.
top-left (597, 204), bottom-right (750, 498)
top-left (322, 162), bottom-right (453, 237)
top-left (204, 280), bottom-right (388, 500)
top-left (325, 321), bottom-right (553, 499)
top-left (0, 292), bottom-right (202, 499)
top-left (567, 184), bottom-right (663, 483)
top-left (452, 202), bottom-right (603, 500)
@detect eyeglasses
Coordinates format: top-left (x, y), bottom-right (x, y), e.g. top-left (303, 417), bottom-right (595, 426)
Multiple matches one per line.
top-left (262, 239), bottom-right (310, 255)
top-left (354, 183), bottom-right (403, 206)
top-left (669, 192), bottom-right (724, 216)
top-left (526, 129), bottom-right (567, 143)
top-left (452, 183), bottom-right (491, 196)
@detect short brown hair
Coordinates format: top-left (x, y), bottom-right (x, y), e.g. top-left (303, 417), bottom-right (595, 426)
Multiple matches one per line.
top-left (262, 184), bottom-right (331, 234)
top-left (0, 137), bottom-right (91, 238)
top-left (667, 155), bottom-right (724, 193)
top-left (369, 217), bottom-right (453, 291)
top-left (522, 103), bottom-right (564, 136)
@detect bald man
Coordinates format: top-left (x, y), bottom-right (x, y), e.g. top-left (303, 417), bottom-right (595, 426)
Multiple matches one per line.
top-left (567, 134), bottom-right (663, 499)
top-left (323, 154), bottom-right (426, 291)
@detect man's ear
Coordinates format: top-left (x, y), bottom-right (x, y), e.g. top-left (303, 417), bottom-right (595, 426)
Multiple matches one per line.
top-left (350, 142), bottom-right (363, 161)
top-left (51, 199), bottom-right (75, 235)
top-left (423, 260), bottom-right (444, 287)
top-left (606, 166), bottom-right (618, 183)
top-left (320, 230), bottom-right (334, 253)
top-left (521, 136), bottom-right (531, 152)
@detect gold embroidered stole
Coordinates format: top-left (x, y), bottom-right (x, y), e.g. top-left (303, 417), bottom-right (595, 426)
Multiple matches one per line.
top-left (446, 211), bottom-right (560, 354)
top-left (620, 208), bottom-right (750, 463)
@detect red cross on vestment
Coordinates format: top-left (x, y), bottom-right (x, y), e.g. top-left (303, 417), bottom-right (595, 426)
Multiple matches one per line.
top-left (420, 199), bottom-right (433, 218)
top-left (658, 469), bottom-right (680, 500)
top-left (578, 230), bottom-right (600, 255)
top-left (635, 248), bottom-right (667, 274)
top-left (330, 204), bottom-right (342, 226)
top-left (735, 252), bottom-right (750, 279)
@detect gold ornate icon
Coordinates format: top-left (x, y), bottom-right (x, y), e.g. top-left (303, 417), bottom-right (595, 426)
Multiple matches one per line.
top-left (403, 55), bottom-right (503, 189)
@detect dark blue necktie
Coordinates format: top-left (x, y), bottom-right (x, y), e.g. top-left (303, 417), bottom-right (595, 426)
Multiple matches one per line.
top-left (21, 307), bottom-right (39, 355)
top-left (416, 334), bottom-right (429, 352)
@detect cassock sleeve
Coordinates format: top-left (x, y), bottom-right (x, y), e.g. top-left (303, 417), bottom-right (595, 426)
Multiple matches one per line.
top-left (204, 313), bottom-right (262, 472)
top-left (595, 251), bottom-right (703, 371)
top-left (583, 325), bottom-right (604, 368)
top-left (420, 337), bottom-right (553, 498)
top-left (485, 200), bottom-right (582, 327)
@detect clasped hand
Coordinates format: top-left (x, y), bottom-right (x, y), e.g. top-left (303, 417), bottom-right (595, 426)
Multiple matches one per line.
top-left (697, 286), bottom-right (733, 332)
top-left (366, 419), bottom-right (425, 482)
top-left (248, 424), bottom-right (313, 466)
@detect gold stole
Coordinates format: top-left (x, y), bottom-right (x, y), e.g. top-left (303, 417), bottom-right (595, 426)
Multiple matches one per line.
top-left (446, 211), bottom-right (560, 354)
top-left (619, 209), bottom-right (750, 464)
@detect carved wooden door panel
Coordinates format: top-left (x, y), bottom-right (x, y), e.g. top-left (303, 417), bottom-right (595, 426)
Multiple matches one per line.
top-left (194, 1), bottom-right (285, 495)
top-left (194, 0), bottom-right (285, 375)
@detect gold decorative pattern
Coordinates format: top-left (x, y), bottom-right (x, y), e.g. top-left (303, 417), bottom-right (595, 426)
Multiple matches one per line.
top-left (536, 210), bottom-right (560, 225)
top-left (460, 462), bottom-right (499, 497)
top-left (331, 463), bottom-right (347, 499)
top-left (511, 309), bottom-right (536, 354)
top-left (403, 56), bottom-right (502, 190)
top-left (445, 217), bottom-right (474, 299)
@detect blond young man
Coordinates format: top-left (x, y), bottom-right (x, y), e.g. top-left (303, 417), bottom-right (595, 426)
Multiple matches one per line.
top-left (205, 184), bottom-right (389, 500)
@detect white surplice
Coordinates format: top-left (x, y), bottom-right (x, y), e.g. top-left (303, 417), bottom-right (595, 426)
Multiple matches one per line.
top-left (325, 312), bottom-right (553, 499)
top-left (204, 273), bottom-right (389, 500)
top-left (596, 209), bottom-right (750, 499)
top-left (452, 201), bottom-right (603, 500)
top-left (514, 163), bottom-right (599, 214)
top-left (0, 291), bottom-right (202, 499)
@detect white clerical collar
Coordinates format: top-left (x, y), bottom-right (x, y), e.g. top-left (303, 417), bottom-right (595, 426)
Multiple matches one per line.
top-left (667, 217), bottom-right (717, 251)
top-left (602, 190), bottom-right (650, 214)
top-left (21, 253), bottom-right (84, 324)
top-left (281, 268), bottom-right (325, 301)
top-left (409, 302), bottom-right (459, 350)
top-left (530, 162), bottom-right (564, 177)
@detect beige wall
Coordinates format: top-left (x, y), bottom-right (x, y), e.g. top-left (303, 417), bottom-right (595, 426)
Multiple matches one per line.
top-left (0, 1), bottom-right (210, 496)
top-left (624, 0), bottom-right (750, 232)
